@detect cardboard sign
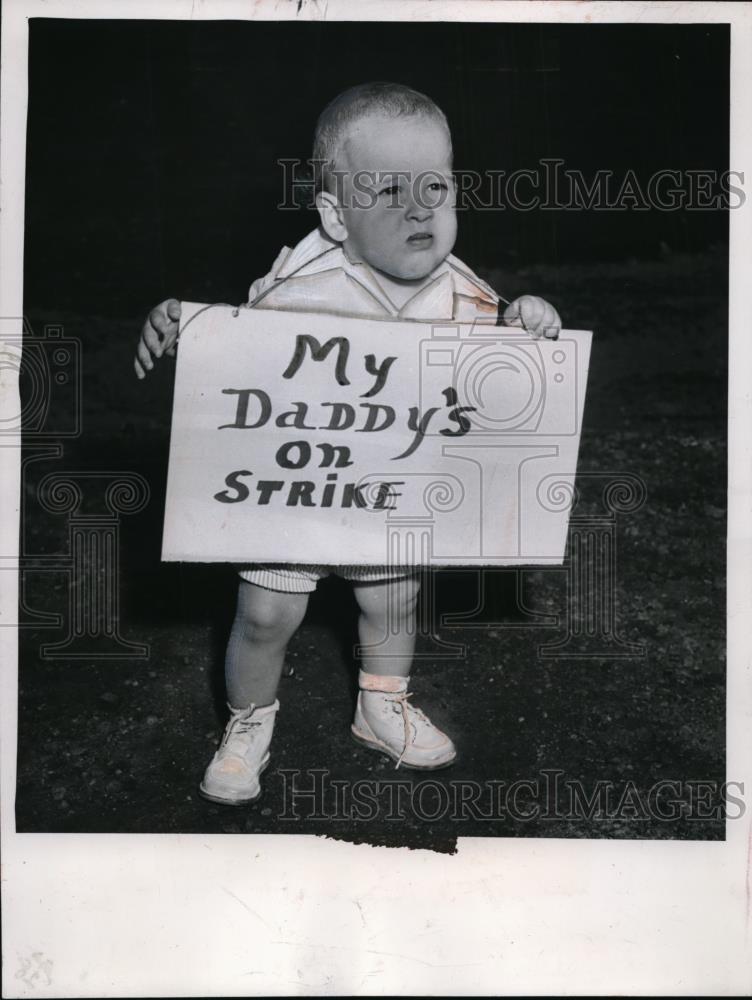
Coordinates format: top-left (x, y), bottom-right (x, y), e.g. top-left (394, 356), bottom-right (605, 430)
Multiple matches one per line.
top-left (162, 304), bottom-right (591, 566)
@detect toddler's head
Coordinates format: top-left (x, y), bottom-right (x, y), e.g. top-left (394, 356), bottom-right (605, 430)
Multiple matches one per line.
top-left (313, 82), bottom-right (457, 283)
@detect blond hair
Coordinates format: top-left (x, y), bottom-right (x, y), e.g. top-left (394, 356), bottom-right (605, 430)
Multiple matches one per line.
top-left (312, 81), bottom-right (452, 193)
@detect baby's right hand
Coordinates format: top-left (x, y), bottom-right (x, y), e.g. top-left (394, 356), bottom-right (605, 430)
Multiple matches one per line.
top-left (134, 298), bottom-right (181, 379)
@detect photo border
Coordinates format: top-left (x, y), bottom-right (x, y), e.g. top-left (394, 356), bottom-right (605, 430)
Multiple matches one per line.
top-left (2, 1), bottom-right (750, 995)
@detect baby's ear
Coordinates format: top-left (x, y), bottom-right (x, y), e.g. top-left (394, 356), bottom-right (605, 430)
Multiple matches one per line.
top-left (316, 190), bottom-right (348, 243)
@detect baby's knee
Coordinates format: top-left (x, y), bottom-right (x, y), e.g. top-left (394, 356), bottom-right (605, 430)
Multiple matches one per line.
top-left (356, 575), bottom-right (421, 624)
top-left (237, 582), bottom-right (308, 637)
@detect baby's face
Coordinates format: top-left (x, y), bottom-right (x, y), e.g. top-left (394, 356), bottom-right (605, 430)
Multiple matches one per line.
top-left (335, 113), bottom-right (457, 282)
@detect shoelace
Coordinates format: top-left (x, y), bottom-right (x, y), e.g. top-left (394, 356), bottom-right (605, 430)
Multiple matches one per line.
top-left (219, 706), bottom-right (262, 755)
top-left (389, 692), bottom-right (429, 769)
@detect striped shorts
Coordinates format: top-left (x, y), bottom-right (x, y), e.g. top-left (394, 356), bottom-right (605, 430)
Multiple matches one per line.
top-left (236, 564), bottom-right (419, 594)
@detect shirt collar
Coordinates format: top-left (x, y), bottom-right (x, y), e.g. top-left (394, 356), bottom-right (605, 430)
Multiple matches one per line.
top-left (274, 227), bottom-right (495, 319)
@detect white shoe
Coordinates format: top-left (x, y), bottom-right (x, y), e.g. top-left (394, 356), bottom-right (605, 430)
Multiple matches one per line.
top-left (351, 674), bottom-right (456, 770)
top-left (199, 700), bottom-right (279, 805)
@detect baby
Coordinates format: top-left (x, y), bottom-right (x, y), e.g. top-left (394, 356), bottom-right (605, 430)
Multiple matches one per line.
top-left (134, 82), bottom-right (561, 806)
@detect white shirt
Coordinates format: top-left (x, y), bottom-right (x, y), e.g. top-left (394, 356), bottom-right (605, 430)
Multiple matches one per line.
top-left (246, 227), bottom-right (502, 324)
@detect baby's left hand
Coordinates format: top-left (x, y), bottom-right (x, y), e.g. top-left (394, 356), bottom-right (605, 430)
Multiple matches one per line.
top-left (503, 295), bottom-right (561, 340)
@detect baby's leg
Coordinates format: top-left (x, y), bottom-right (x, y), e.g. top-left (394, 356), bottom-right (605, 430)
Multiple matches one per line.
top-left (350, 574), bottom-right (455, 769)
top-left (200, 580), bottom-right (308, 805)
top-left (353, 575), bottom-right (421, 677)
top-left (225, 579), bottom-right (309, 708)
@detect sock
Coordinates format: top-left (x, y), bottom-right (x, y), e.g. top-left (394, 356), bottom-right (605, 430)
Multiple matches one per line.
top-left (358, 670), bottom-right (409, 694)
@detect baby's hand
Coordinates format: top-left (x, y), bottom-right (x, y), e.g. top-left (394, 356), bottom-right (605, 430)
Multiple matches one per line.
top-left (134, 298), bottom-right (181, 379)
top-left (503, 295), bottom-right (561, 340)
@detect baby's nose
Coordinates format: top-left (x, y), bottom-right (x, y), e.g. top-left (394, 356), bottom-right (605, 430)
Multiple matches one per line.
top-left (405, 193), bottom-right (433, 221)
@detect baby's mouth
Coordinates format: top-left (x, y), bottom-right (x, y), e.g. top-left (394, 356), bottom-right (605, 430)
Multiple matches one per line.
top-left (406, 232), bottom-right (433, 246)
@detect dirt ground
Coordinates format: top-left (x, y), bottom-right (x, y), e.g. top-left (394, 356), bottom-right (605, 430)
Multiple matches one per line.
top-left (15, 249), bottom-right (727, 852)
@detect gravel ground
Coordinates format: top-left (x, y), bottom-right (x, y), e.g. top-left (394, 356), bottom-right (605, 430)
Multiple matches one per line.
top-left (16, 249), bottom-right (727, 852)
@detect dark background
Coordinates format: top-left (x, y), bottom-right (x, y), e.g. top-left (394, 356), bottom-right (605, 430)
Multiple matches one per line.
top-left (25, 19), bottom-right (728, 312)
top-left (17, 19), bottom-right (728, 849)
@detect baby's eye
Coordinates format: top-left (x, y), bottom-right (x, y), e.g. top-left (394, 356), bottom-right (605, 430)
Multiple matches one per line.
top-left (379, 184), bottom-right (401, 197)
top-left (428, 181), bottom-right (449, 191)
